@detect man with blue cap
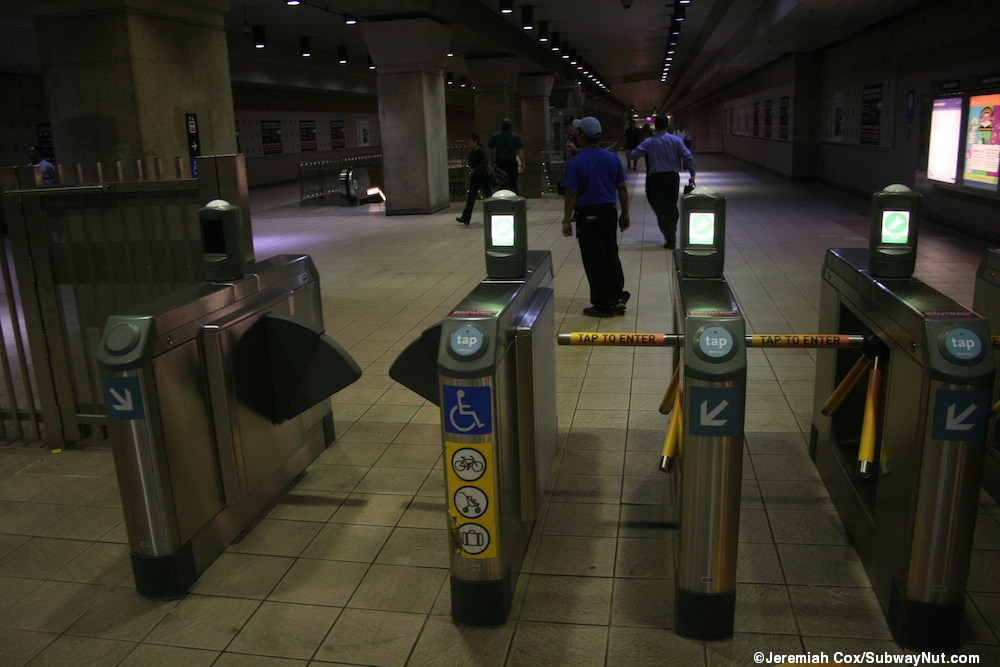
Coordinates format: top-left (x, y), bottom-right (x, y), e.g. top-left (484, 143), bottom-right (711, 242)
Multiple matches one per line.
top-left (560, 116), bottom-right (631, 317)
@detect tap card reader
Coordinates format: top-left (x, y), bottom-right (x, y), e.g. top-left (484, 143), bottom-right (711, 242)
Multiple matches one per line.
top-left (868, 184), bottom-right (921, 279)
top-left (483, 191), bottom-right (528, 279)
top-left (199, 199), bottom-right (247, 282)
top-left (680, 187), bottom-right (726, 279)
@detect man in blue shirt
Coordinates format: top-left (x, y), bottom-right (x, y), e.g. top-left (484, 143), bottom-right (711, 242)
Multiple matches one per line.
top-left (630, 115), bottom-right (695, 248)
top-left (561, 117), bottom-right (631, 317)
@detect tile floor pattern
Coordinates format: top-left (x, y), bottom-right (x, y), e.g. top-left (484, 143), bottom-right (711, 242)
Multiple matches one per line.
top-left (1, 155), bottom-right (999, 666)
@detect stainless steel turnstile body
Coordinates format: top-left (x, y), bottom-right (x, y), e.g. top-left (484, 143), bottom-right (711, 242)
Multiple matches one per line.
top-left (98, 254), bottom-right (358, 598)
top-left (811, 248), bottom-right (994, 650)
top-left (669, 259), bottom-right (747, 640)
top-left (973, 248), bottom-right (1000, 503)
top-left (438, 250), bottom-right (557, 625)
top-left (391, 250), bottom-right (558, 626)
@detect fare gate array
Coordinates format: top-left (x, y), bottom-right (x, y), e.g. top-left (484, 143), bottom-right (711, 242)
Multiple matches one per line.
top-left (559, 185), bottom-right (997, 649)
top-left (390, 191), bottom-right (558, 626)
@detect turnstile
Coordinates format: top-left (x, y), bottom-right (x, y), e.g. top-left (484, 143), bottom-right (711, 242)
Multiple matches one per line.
top-left (98, 253), bottom-right (361, 599)
top-left (391, 249), bottom-right (557, 626)
top-left (666, 187), bottom-right (747, 639)
top-left (973, 248), bottom-right (1000, 503)
top-left (810, 247), bottom-right (994, 650)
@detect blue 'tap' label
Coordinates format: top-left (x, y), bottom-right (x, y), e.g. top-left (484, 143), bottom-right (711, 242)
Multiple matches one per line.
top-left (941, 327), bottom-right (983, 363)
top-left (450, 325), bottom-right (487, 358)
top-left (697, 326), bottom-right (734, 360)
top-left (443, 385), bottom-right (492, 435)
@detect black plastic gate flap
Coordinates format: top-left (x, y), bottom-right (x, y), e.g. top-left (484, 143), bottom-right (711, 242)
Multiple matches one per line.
top-left (264, 313), bottom-right (362, 423)
top-left (389, 323), bottom-right (442, 405)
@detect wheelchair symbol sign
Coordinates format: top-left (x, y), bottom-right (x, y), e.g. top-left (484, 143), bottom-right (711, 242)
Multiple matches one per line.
top-left (443, 385), bottom-right (492, 435)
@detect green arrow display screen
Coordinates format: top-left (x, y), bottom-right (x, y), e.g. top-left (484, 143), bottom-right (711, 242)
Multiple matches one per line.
top-left (689, 212), bottom-right (715, 245)
top-left (491, 214), bottom-right (515, 247)
top-left (880, 210), bottom-right (910, 244)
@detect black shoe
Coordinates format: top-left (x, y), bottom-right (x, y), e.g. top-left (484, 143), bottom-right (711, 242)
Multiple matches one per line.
top-left (457, 217), bottom-right (470, 225)
top-left (583, 306), bottom-right (614, 318)
top-left (663, 241), bottom-right (675, 249)
top-left (613, 291), bottom-right (630, 313)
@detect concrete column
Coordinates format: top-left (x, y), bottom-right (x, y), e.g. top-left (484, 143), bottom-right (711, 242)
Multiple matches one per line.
top-left (466, 57), bottom-right (520, 142)
top-left (33, 0), bottom-right (236, 173)
top-left (362, 18), bottom-right (452, 215)
top-left (518, 74), bottom-right (553, 198)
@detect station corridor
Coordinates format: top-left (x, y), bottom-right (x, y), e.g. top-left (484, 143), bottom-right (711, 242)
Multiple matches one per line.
top-left (1, 154), bottom-right (999, 666)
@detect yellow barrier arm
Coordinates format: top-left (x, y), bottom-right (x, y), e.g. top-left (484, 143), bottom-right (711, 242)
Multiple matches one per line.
top-left (660, 386), bottom-right (683, 473)
top-left (857, 356), bottom-right (883, 479)
top-left (747, 334), bottom-right (865, 348)
top-left (821, 355), bottom-right (872, 416)
top-left (659, 365), bottom-right (681, 415)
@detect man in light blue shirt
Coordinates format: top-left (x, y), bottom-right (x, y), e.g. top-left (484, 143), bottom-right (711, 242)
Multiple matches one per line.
top-left (630, 115), bottom-right (695, 248)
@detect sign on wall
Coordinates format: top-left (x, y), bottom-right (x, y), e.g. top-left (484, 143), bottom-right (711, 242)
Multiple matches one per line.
top-left (300, 120), bottom-right (317, 151)
top-left (262, 120), bottom-right (282, 154)
top-left (860, 84), bottom-right (883, 146)
top-left (331, 120), bottom-right (346, 149)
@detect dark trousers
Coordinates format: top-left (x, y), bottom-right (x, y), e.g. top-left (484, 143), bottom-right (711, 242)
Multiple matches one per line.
top-left (576, 203), bottom-right (625, 309)
top-left (460, 171), bottom-right (492, 222)
top-left (496, 157), bottom-right (519, 194)
top-left (646, 171), bottom-right (681, 245)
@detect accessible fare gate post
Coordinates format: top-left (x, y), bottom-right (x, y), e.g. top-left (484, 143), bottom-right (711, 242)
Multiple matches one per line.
top-left (390, 192), bottom-right (557, 626)
top-left (672, 187), bottom-right (747, 640)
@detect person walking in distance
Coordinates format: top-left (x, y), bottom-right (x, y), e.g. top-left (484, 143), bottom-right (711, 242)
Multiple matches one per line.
top-left (488, 118), bottom-right (525, 194)
top-left (623, 119), bottom-right (642, 171)
top-left (560, 117), bottom-right (631, 318)
top-left (629, 115), bottom-right (695, 249)
top-left (456, 133), bottom-right (492, 225)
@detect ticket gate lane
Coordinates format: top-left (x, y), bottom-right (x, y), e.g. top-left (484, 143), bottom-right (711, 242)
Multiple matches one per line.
top-left (974, 248), bottom-right (1000, 504)
top-left (811, 246), bottom-right (994, 650)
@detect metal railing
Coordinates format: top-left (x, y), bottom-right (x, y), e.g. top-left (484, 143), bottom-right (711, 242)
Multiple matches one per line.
top-left (298, 153), bottom-right (384, 204)
top-left (0, 155), bottom-right (250, 445)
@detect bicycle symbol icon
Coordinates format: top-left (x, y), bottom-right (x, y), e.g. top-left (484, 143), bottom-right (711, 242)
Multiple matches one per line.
top-left (449, 389), bottom-right (485, 432)
top-left (452, 448), bottom-right (487, 481)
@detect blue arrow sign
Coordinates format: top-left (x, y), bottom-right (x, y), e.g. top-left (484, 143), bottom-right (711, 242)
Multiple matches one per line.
top-left (443, 385), bottom-right (492, 435)
top-left (101, 376), bottom-right (145, 420)
top-left (931, 389), bottom-right (990, 441)
top-left (688, 385), bottom-right (742, 437)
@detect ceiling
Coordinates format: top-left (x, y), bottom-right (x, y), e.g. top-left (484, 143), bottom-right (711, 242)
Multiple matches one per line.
top-left (1, 0), bottom-right (927, 116)
top-left (223, 0), bottom-right (926, 115)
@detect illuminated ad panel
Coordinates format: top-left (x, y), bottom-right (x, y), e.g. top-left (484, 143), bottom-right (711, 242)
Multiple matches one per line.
top-left (963, 93), bottom-right (1000, 190)
top-left (927, 97), bottom-right (962, 184)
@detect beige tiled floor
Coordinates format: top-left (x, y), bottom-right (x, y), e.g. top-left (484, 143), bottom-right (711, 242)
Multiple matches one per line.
top-left (2, 154), bottom-right (1000, 665)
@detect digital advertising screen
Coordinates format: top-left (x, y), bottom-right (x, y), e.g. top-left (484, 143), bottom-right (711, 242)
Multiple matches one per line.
top-left (963, 93), bottom-right (1000, 190)
top-left (927, 97), bottom-right (963, 184)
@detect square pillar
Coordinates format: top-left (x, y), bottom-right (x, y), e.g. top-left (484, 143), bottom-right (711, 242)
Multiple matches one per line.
top-left (33, 0), bottom-right (236, 170)
top-left (363, 18), bottom-right (452, 215)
